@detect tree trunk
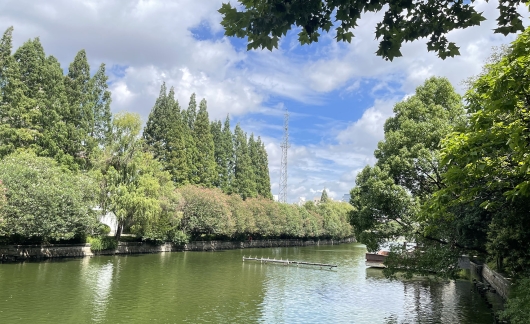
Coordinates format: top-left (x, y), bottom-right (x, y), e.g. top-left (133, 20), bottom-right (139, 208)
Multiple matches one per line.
top-left (115, 222), bottom-right (123, 241)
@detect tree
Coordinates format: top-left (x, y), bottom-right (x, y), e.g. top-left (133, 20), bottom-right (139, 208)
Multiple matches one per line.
top-left (63, 50), bottom-right (112, 169)
top-left (12, 36), bottom-right (72, 166)
top-left (221, 115), bottom-right (235, 193)
top-left (144, 84), bottom-right (192, 184)
top-left (255, 137), bottom-right (272, 199)
top-left (0, 27), bottom-right (39, 159)
top-left (192, 99), bottom-right (217, 186)
top-left (350, 77), bottom-right (467, 278)
top-left (320, 188), bottom-right (329, 203)
top-left (431, 26), bottom-right (530, 276)
top-left (233, 123), bottom-right (256, 199)
top-left (211, 119), bottom-right (224, 187)
top-left (0, 152), bottom-right (97, 242)
top-left (219, 0), bottom-right (525, 60)
top-left (184, 93), bottom-right (197, 130)
top-left (97, 112), bottom-right (181, 241)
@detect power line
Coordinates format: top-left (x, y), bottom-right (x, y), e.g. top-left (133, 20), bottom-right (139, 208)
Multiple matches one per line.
top-left (279, 109), bottom-right (289, 203)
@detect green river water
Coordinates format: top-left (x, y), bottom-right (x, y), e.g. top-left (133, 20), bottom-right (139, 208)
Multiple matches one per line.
top-left (0, 243), bottom-right (496, 323)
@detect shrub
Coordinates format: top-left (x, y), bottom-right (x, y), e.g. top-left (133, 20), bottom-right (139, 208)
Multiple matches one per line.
top-left (87, 236), bottom-right (118, 251)
top-left (0, 152), bottom-right (98, 242)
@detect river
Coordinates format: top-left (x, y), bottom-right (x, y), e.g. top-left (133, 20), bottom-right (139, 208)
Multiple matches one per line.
top-left (0, 242), bottom-right (496, 323)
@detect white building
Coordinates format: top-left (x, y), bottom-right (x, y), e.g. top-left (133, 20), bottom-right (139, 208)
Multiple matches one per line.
top-left (297, 197), bottom-right (306, 206)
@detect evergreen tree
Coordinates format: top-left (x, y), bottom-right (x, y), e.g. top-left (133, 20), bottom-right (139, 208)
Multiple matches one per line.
top-left (211, 119), bottom-right (223, 187)
top-left (320, 189), bottom-right (329, 203)
top-left (39, 55), bottom-right (71, 165)
top-left (192, 99), bottom-right (217, 186)
top-left (13, 37), bottom-right (72, 165)
top-left (86, 63), bottom-right (112, 148)
top-left (144, 84), bottom-right (192, 185)
top-left (64, 49), bottom-right (92, 167)
top-left (144, 83), bottom-right (169, 161)
top-left (63, 51), bottom-right (112, 168)
top-left (0, 27), bottom-right (39, 158)
top-left (233, 123), bottom-right (256, 199)
top-left (248, 133), bottom-right (260, 189)
top-left (185, 93), bottom-right (197, 130)
top-left (166, 87), bottom-right (193, 185)
top-left (256, 136), bottom-right (272, 199)
top-left (221, 115), bottom-right (235, 193)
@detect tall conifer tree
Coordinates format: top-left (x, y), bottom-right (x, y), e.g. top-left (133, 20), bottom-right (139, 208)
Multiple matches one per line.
top-left (211, 119), bottom-right (223, 187)
top-left (256, 136), bottom-right (272, 199)
top-left (64, 49), bottom-right (91, 165)
top-left (233, 123), bottom-right (256, 199)
top-left (166, 87), bottom-right (192, 184)
top-left (221, 115), bottom-right (235, 193)
top-left (144, 83), bottom-right (169, 161)
top-left (0, 27), bottom-right (38, 158)
top-left (192, 99), bottom-right (217, 186)
top-left (185, 93), bottom-right (197, 130)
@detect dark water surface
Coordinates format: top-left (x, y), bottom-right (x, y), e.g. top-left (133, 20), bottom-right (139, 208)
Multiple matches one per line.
top-left (0, 243), bottom-right (494, 323)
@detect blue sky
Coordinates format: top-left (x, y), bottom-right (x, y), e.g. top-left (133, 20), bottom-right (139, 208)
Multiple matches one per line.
top-left (1, 0), bottom-right (528, 202)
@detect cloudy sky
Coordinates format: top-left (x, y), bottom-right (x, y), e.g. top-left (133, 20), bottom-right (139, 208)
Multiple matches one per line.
top-left (1, 1), bottom-right (528, 203)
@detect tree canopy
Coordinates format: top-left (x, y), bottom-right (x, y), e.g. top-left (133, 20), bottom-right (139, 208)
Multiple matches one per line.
top-left (350, 77), bottom-right (467, 278)
top-left (0, 152), bottom-right (97, 242)
top-left (219, 0), bottom-right (526, 60)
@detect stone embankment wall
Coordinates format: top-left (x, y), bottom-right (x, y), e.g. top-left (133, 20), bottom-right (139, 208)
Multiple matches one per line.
top-left (0, 244), bottom-right (93, 261)
top-left (1, 237), bottom-right (355, 261)
top-left (470, 261), bottom-right (512, 299)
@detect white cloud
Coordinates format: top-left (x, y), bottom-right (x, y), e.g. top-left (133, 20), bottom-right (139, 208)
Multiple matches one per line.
top-left (0, 0), bottom-right (527, 203)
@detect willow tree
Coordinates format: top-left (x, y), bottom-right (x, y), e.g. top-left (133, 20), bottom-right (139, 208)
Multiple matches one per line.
top-left (98, 112), bottom-right (180, 241)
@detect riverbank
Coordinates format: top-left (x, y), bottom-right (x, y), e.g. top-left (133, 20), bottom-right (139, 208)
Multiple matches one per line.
top-left (0, 237), bottom-right (356, 262)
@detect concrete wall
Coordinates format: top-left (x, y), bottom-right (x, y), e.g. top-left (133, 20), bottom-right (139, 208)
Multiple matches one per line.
top-left (470, 261), bottom-right (512, 299)
top-left (1, 237), bottom-right (356, 261)
top-left (482, 264), bottom-right (512, 299)
top-left (0, 244), bottom-right (93, 261)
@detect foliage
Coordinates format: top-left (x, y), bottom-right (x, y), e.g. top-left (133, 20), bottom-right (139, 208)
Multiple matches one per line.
top-left (0, 27), bottom-right (112, 170)
top-left (175, 185), bottom-right (352, 240)
top-left (218, 0), bottom-right (525, 60)
top-left (144, 84), bottom-right (192, 185)
top-left (350, 77), bottom-right (466, 278)
top-left (500, 276), bottom-right (530, 324)
top-left (320, 189), bottom-right (329, 203)
top-left (192, 99), bottom-right (217, 186)
top-left (87, 235), bottom-right (118, 251)
top-left (431, 26), bottom-right (530, 276)
top-left (178, 185), bottom-right (235, 237)
top-left (97, 112), bottom-right (182, 242)
top-left (233, 123), bottom-right (257, 199)
top-left (0, 152), bottom-right (97, 242)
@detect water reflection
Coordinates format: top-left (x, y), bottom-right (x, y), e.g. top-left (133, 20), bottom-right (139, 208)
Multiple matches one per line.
top-left (80, 258), bottom-right (114, 323)
top-left (0, 243), bottom-right (496, 324)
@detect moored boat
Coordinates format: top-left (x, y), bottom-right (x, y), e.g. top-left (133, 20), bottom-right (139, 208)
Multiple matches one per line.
top-left (366, 251), bottom-right (388, 268)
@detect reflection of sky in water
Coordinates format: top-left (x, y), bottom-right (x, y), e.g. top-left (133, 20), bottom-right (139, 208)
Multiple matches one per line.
top-left (80, 259), bottom-right (114, 323)
top-left (257, 246), bottom-right (491, 324)
top-left (0, 244), bottom-right (495, 324)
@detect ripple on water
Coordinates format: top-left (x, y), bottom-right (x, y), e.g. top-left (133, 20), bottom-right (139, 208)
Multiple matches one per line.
top-left (0, 243), bottom-right (496, 324)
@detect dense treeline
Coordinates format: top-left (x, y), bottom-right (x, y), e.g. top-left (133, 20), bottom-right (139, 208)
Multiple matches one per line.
top-left (143, 85), bottom-right (272, 199)
top-left (349, 27), bottom-right (530, 323)
top-left (0, 27), bottom-right (353, 247)
top-left (178, 185), bottom-right (352, 240)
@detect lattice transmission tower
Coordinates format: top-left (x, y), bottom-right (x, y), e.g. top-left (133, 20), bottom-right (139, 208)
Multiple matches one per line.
top-left (279, 110), bottom-right (290, 203)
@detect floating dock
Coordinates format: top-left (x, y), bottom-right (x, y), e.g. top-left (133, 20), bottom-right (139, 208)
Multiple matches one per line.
top-left (243, 256), bottom-right (337, 269)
